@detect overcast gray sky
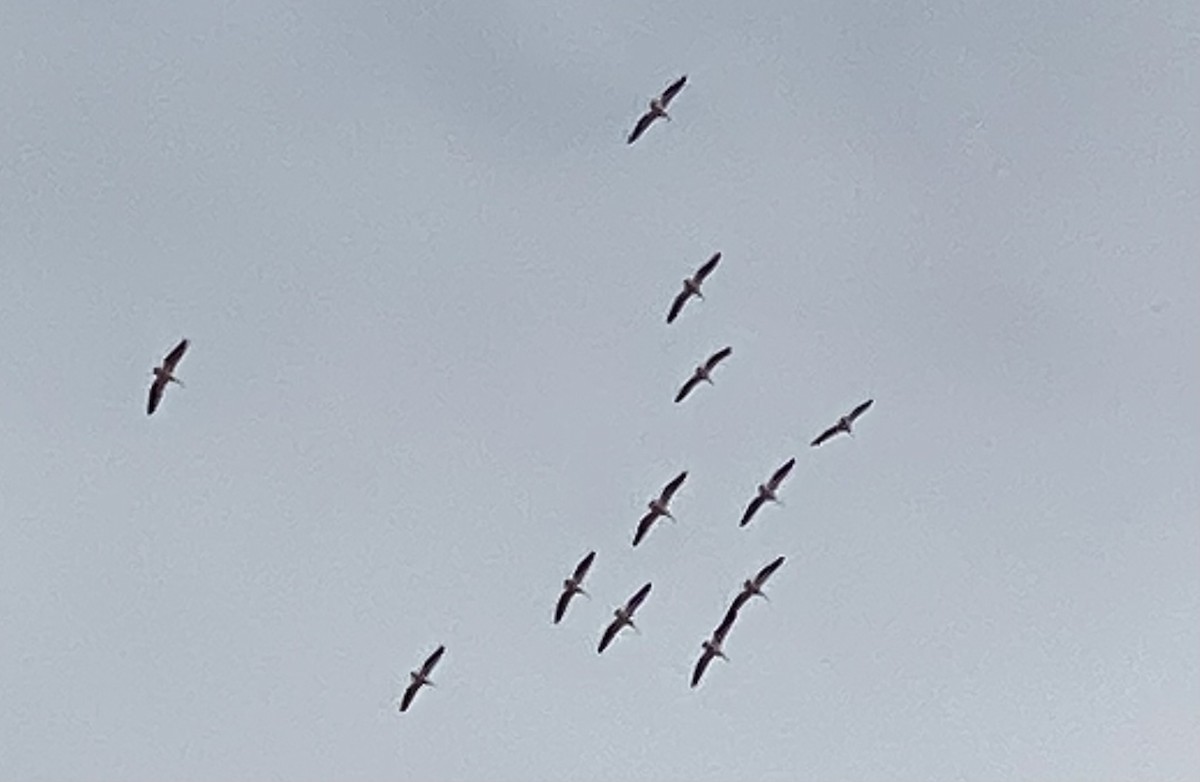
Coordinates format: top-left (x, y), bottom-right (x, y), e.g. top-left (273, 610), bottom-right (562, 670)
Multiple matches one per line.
top-left (2, 1), bottom-right (1197, 780)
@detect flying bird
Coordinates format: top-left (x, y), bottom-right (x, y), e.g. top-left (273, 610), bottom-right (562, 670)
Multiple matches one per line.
top-left (810, 399), bottom-right (874, 447)
top-left (627, 75), bottom-right (687, 145)
top-left (730, 556), bottom-right (786, 614)
top-left (667, 252), bottom-right (721, 324)
top-left (147, 338), bottom-right (189, 416)
top-left (633, 470), bottom-right (688, 547)
top-left (691, 603), bottom-right (740, 688)
top-left (554, 551), bottom-right (596, 624)
top-left (399, 645), bottom-right (445, 713)
top-left (598, 582), bottom-right (653, 653)
top-left (674, 347), bottom-right (733, 404)
top-left (739, 458), bottom-right (796, 527)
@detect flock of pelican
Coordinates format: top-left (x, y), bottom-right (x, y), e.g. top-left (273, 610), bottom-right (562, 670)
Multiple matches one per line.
top-left (144, 74), bottom-right (877, 713)
top-left (546, 75), bottom-right (876, 693)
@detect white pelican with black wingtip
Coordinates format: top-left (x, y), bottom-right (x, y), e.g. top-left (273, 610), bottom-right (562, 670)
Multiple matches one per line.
top-left (667, 252), bottom-right (721, 324)
top-left (691, 602), bottom-right (740, 688)
top-left (674, 347), bottom-right (733, 404)
top-left (740, 458), bottom-right (796, 528)
top-left (810, 399), bottom-right (874, 447)
top-left (554, 551), bottom-right (596, 624)
top-left (147, 338), bottom-right (189, 416)
top-left (598, 582), bottom-right (653, 653)
top-left (729, 556), bottom-right (786, 614)
top-left (399, 645), bottom-right (445, 713)
top-left (633, 471), bottom-right (688, 547)
top-left (627, 75), bottom-right (687, 145)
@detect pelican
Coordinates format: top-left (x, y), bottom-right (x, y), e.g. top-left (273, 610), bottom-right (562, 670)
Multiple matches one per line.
top-left (691, 603), bottom-right (739, 688)
top-left (633, 470), bottom-right (688, 547)
top-left (627, 75), bottom-right (687, 145)
top-left (147, 338), bottom-right (189, 416)
top-left (739, 458), bottom-right (796, 527)
top-left (554, 550), bottom-right (596, 624)
top-left (730, 555), bottom-right (786, 613)
top-left (810, 399), bottom-right (874, 447)
top-left (674, 346), bottom-right (733, 404)
top-left (399, 644), bottom-right (445, 713)
top-left (598, 582), bottom-right (652, 653)
top-left (667, 252), bottom-right (721, 324)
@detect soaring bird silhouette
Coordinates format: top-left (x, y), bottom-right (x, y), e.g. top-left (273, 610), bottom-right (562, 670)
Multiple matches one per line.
top-left (810, 399), bottom-right (874, 446)
top-left (674, 347), bottom-right (733, 404)
top-left (667, 252), bottom-right (721, 324)
top-left (633, 471), bottom-right (688, 547)
top-left (627, 75), bottom-right (688, 145)
top-left (730, 556), bottom-right (787, 614)
top-left (598, 582), bottom-right (653, 653)
top-left (399, 645), bottom-right (445, 713)
top-left (147, 338), bottom-right (189, 416)
top-left (554, 551), bottom-right (596, 624)
top-left (740, 458), bottom-right (796, 527)
top-left (691, 603), bottom-right (740, 688)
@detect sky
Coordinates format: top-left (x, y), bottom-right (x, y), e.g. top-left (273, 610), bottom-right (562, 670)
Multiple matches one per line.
top-left (1, 1), bottom-right (1197, 780)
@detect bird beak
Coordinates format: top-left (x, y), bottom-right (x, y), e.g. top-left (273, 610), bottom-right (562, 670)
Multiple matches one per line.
top-left (580, 588), bottom-right (591, 600)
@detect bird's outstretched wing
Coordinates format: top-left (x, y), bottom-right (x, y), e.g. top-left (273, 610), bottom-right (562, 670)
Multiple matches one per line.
top-left (660, 75), bottom-right (687, 106)
top-left (627, 112), bottom-right (655, 144)
top-left (768, 458), bottom-right (796, 490)
top-left (421, 645), bottom-right (446, 676)
top-left (691, 648), bottom-right (715, 688)
top-left (633, 510), bottom-right (657, 547)
top-left (810, 424), bottom-right (840, 447)
top-left (598, 618), bottom-right (622, 653)
top-left (848, 398), bottom-right (874, 422)
top-left (659, 471), bottom-right (688, 504)
top-left (729, 588), bottom-right (753, 615)
top-left (674, 373), bottom-right (702, 403)
top-left (626, 582), bottom-right (653, 614)
top-left (695, 252), bottom-right (721, 283)
top-left (163, 338), bottom-right (189, 371)
top-left (714, 602), bottom-right (740, 642)
top-left (704, 346), bottom-right (733, 372)
top-left (667, 288), bottom-right (692, 324)
top-left (573, 551), bottom-right (596, 582)
top-left (554, 589), bottom-right (575, 624)
top-left (739, 494), bottom-right (766, 528)
top-left (147, 377), bottom-right (166, 416)
top-left (399, 681), bottom-right (420, 712)
top-left (753, 556), bottom-right (786, 587)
